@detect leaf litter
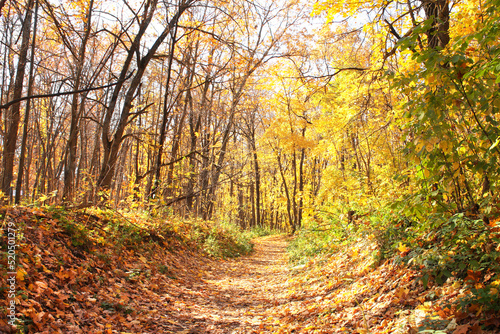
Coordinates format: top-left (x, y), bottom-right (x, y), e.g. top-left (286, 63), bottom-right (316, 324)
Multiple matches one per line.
top-left (1, 206), bottom-right (499, 333)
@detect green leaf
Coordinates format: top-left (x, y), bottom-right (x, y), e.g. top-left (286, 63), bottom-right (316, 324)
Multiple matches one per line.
top-left (422, 273), bottom-right (429, 289)
top-left (489, 136), bottom-right (500, 151)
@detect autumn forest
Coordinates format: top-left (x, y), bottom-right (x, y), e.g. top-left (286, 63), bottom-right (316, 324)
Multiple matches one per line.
top-left (1, 0), bottom-right (500, 332)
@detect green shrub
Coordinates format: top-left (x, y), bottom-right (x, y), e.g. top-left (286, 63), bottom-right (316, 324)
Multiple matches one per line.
top-left (401, 214), bottom-right (500, 287)
top-left (247, 225), bottom-right (278, 238)
top-left (287, 222), bottom-right (348, 264)
top-left (200, 221), bottom-right (254, 258)
top-left (459, 280), bottom-right (500, 313)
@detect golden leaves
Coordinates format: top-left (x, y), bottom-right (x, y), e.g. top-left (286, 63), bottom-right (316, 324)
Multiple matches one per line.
top-left (16, 268), bottom-right (27, 281)
top-left (398, 242), bottom-right (410, 255)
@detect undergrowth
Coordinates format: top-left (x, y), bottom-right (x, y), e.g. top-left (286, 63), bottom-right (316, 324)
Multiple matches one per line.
top-left (5, 205), bottom-right (259, 259)
top-left (288, 206), bottom-right (500, 320)
top-left (85, 207), bottom-right (259, 258)
top-left (287, 212), bottom-right (358, 264)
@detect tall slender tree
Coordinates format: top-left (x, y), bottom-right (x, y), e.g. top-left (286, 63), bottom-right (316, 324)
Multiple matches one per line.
top-left (1, 0), bottom-right (35, 202)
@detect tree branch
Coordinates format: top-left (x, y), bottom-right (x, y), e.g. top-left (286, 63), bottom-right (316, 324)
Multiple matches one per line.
top-left (0, 71), bottom-right (134, 110)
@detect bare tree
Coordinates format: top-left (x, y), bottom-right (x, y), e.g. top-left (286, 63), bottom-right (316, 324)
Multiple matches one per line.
top-left (1, 0), bottom-right (35, 202)
top-left (97, 0), bottom-right (197, 196)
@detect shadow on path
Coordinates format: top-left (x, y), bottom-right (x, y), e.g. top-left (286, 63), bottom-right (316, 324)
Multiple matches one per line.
top-left (163, 234), bottom-right (291, 333)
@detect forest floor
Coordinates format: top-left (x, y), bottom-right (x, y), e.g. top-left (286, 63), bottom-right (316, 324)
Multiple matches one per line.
top-left (175, 234), bottom-right (497, 334)
top-left (163, 234), bottom-right (291, 333)
top-left (1, 207), bottom-right (294, 334)
top-left (1, 207), bottom-right (498, 333)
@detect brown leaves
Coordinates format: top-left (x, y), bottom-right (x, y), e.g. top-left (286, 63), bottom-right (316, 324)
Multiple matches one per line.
top-left (264, 237), bottom-right (499, 333)
top-left (454, 324), bottom-right (471, 334)
top-left (1, 207), bottom-right (499, 333)
top-left (0, 206), bottom-right (217, 333)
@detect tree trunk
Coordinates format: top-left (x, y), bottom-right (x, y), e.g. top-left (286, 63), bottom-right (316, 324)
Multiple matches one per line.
top-left (252, 147), bottom-right (261, 226)
top-left (15, 0), bottom-right (38, 203)
top-left (423, 0), bottom-right (450, 49)
top-left (187, 104), bottom-right (201, 212)
top-left (63, 0), bottom-right (94, 202)
top-left (298, 141), bottom-right (306, 229)
top-left (276, 152), bottom-right (294, 233)
top-left (1, 0), bottom-right (34, 202)
top-left (151, 24), bottom-right (178, 199)
top-left (238, 183), bottom-right (245, 228)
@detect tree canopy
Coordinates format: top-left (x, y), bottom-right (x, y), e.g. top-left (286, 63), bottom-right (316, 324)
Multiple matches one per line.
top-left (0, 0), bottom-right (499, 230)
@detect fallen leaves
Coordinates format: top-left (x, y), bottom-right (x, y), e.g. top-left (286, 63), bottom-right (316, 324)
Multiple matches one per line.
top-left (1, 207), bottom-right (499, 333)
top-left (264, 237), bottom-right (499, 334)
top-left (0, 206), bottom-right (222, 333)
top-left (454, 323), bottom-right (471, 334)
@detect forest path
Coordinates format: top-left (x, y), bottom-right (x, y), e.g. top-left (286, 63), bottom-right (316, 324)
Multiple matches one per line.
top-left (165, 234), bottom-right (291, 333)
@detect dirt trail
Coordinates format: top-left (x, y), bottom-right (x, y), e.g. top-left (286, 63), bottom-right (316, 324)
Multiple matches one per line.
top-left (165, 234), bottom-right (291, 333)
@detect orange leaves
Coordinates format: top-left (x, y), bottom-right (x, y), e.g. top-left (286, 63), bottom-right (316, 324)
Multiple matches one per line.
top-left (0, 206), bottom-right (204, 332)
top-left (0, 208), bottom-right (299, 332)
top-left (264, 234), bottom-right (500, 333)
top-left (465, 270), bottom-right (483, 284)
top-left (27, 310), bottom-right (50, 331)
top-left (398, 242), bottom-right (410, 255)
top-left (2, 207), bottom-right (499, 333)
top-left (394, 286), bottom-right (409, 300)
top-left (454, 324), bottom-right (471, 334)
top-left (452, 323), bottom-right (487, 334)
top-left (488, 218), bottom-right (500, 233)
top-left (55, 267), bottom-right (78, 282)
top-left (16, 268), bottom-right (27, 281)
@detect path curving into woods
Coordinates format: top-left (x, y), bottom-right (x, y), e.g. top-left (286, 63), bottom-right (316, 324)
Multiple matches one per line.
top-left (162, 234), bottom-right (291, 333)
